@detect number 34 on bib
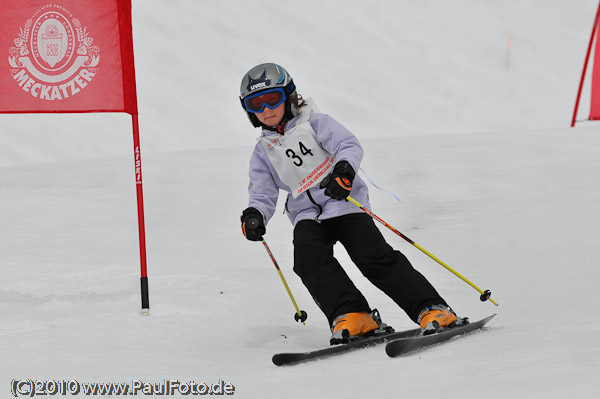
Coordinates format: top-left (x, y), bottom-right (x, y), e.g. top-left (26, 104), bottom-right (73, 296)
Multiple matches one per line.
top-left (261, 123), bottom-right (335, 198)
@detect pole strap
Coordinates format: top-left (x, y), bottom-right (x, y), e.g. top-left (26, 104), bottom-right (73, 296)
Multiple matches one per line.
top-left (358, 168), bottom-right (402, 203)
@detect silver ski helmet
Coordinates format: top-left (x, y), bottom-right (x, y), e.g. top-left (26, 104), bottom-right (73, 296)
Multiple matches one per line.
top-left (239, 63), bottom-right (298, 128)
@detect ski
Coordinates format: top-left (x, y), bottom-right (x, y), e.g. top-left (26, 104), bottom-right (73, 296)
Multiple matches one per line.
top-left (272, 327), bottom-right (421, 366)
top-left (385, 314), bottom-right (496, 357)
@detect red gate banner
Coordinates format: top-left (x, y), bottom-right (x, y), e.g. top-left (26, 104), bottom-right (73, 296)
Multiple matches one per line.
top-left (0, 0), bottom-right (137, 114)
top-left (591, 11), bottom-right (600, 120)
top-left (0, 0), bottom-right (148, 314)
top-left (571, 1), bottom-right (600, 126)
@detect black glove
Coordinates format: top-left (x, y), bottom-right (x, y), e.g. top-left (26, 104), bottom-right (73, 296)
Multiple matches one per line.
top-left (240, 207), bottom-right (266, 241)
top-left (319, 161), bottom-right (355, 200)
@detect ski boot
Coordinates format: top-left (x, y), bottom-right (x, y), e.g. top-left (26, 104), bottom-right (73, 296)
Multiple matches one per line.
top-left (417, 304), bottom-right (458, 335)
top-left (330, 309), bottom-right (391, 345)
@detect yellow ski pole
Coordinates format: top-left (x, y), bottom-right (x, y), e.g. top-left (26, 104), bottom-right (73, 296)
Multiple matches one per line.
top-left (346, 196), bottom-right (498, 306)
top-left (260, 238), bottom-right (308, 324)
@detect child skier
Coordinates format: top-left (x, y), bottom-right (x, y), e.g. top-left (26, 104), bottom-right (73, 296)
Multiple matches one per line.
top-left (239, 63), bottom-right (457, 343)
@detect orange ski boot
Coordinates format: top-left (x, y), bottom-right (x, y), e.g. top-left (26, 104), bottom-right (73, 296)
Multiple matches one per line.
top-left (330, 311), bottom-right (381, 345)
top-left (418, 305), bottom-right (458, 335)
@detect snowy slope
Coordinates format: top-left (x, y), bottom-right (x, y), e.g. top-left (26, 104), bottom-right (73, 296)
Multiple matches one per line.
top-left (2, 1), bottom-right (600, 398)
top-left (1, 0), bottom-right (598, 167)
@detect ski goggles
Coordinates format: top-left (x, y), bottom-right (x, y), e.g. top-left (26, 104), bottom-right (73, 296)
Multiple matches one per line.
top-left (243, 88), bottom-right (286, 113)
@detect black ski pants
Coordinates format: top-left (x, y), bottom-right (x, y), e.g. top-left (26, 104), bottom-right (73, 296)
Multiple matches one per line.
top-left (293, 213), bottom-right (446, 326)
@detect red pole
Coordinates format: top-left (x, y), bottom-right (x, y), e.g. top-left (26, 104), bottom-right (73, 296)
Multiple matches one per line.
top-left (132, 114), bottom-right (149, 315)
top-left (572, 0), bottom-right (600, 127)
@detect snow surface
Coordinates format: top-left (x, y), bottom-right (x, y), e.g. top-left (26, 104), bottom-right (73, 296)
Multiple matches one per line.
top-left (1, 0), bottom-right (600, 398)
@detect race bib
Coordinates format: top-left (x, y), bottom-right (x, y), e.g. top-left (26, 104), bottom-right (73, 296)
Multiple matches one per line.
top-left (261, 122), bottom-right (335, 198)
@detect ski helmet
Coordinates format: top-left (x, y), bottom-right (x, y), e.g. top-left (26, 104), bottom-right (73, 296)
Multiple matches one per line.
top-left (239, 63), bottom-right (298, 128)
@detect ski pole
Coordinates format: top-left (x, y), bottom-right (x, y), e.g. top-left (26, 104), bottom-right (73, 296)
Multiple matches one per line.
top-left (346, 196), bottom-right (498, 306)
top-left (259, 238), bottom-right (308, 324)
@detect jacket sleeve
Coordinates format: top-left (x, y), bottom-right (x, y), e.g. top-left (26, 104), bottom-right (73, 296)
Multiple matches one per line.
top-left (309, 113), bottom-right (364, 172)
top-left (247, 144), bottom-right (279, 225)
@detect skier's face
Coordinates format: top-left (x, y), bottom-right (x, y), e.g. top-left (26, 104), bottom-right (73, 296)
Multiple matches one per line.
top-left (255, 103), bottom-right (285, 127)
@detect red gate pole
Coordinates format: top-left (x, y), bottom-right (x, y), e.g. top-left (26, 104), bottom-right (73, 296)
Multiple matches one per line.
top-left (572, 0), bottom-right (600, 127)
top-left (132, 114), bottom-right (150, 315)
